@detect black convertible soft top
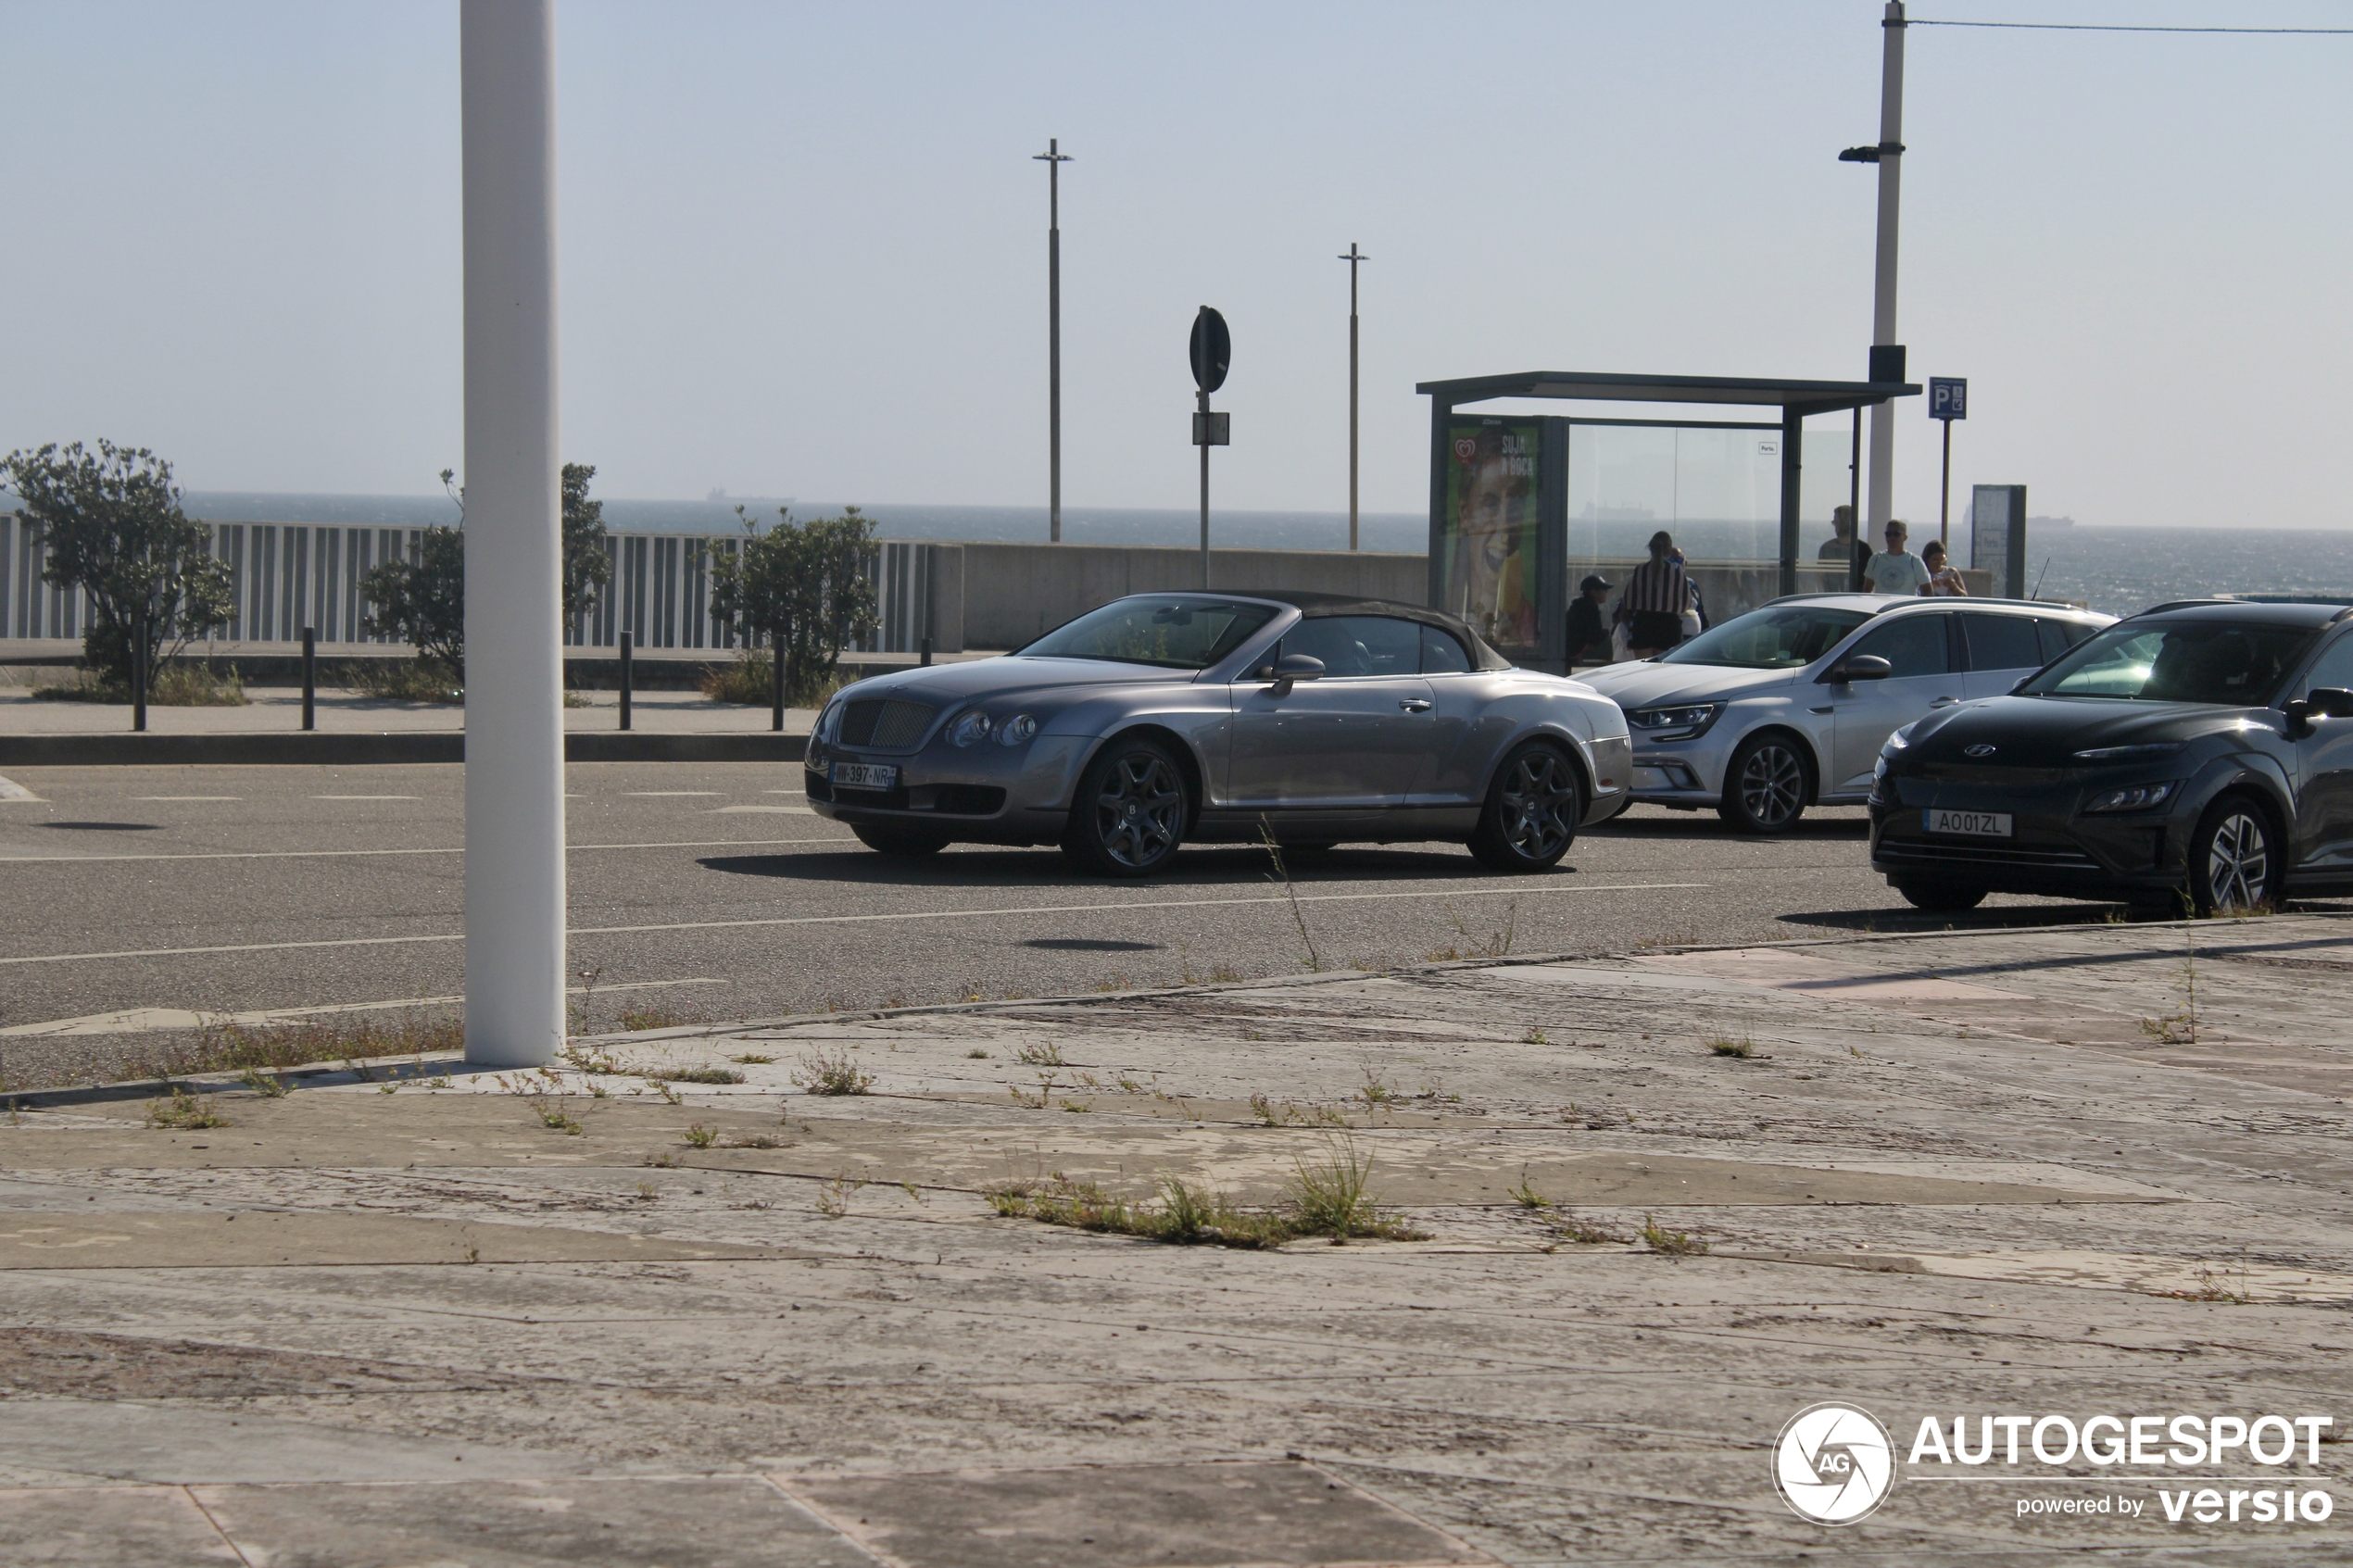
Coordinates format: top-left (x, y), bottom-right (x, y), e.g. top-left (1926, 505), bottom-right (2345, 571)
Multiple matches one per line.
top-left (1238, 590), bottom-right (1515, 671)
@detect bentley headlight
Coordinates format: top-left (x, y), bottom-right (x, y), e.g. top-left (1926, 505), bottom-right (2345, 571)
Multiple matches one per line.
top-left (997, 713), bottom-right (1038, 747)
top-left (950, 709), bottom-right (993, 747)
top-left (1626, 703), bottom-right (1721, 740)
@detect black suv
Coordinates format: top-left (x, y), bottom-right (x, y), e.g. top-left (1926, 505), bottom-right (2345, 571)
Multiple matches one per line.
top-left (1869, 599), bottom-right (2353, 914)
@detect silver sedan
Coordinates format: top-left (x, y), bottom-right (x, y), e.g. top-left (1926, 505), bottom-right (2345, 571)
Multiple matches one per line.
top-left (806, 591), bottom-right (1632, 876)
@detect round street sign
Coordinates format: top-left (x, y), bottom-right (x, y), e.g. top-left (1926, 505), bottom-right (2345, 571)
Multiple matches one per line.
top-left (1189, 307), bottom-right (1229, 394)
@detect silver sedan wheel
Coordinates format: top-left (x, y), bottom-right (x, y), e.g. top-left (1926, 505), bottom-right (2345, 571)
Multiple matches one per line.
top-left (1498, 749), bottom-right (1578, 861)
top-left (1734, 741), bottom-right (1806, 832)
top-left (2203, 808), bottom-right (2271, 912)
top-left (1093, 751), bottom-right (1184, 870)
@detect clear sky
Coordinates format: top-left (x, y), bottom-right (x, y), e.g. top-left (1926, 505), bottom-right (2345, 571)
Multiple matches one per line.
top-left (3, 1), bottom-right (2347, 529)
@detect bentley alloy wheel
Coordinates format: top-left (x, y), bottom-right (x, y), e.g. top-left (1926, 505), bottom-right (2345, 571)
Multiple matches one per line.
top-left (1066, 737), bottom-right (1189, 877)
top-left (1468, 742), bottom-right (1580, 873)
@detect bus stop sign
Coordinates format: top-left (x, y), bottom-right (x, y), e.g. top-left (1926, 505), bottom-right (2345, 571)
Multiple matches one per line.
top-left (1930, 377), bottom-right (1967, 420)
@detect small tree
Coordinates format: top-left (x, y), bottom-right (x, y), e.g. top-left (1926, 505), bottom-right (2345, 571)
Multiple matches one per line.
top-left (707, 506), bottom-right (879, 702)
top-left (360, 463), bottom-right (611, 679)
top-left (560, 461), bottom-right (611, 621)
top-left (2, 441), bottom-right (233, 691)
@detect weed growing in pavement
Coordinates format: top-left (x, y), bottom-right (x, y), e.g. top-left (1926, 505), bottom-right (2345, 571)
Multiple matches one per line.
top-left (1178, 942), bottom-right (1202, 986)
top-left (1013, 1042), bottom-right (1064, 1067)
top-left (813, 1175), bottom-right (865, 1219)
top-left (966, 1048), bottom-right (990, 1059)
top-left (900, 1181), bottom-right (926, 1205)
top-left (1093, 974), bottom-right (1131, 993)
top-left (1210, 964), bottom-right (1243, 985)
top-left (350, 657), bottom-right (462, 703)
top-left (1116, 1076), bottom-right (1144, 1093)
top-left (1284, 1136), bottom-right (1398, 1241)
top-left (618, 1004), bottom-right (689, 1033)
top-left (987, 1173), bottom-right (1292, 1248)
top-left (794, 1050), bottom-right (873, 1096)
top-left (683, 1123), bottom-right (718, 1149)
top-left (536, 1101), bottom-right (583, 1135)
top-left (376, 1080), bottom-right (399, 1095)
top-left (643, 1151), bottom-right (674, 1168)
top-left (647, 1065), bottom-right (744, 1085)
top-left (729, 1053), bottom-right (774, 1065)
top-left (1508, 1168), bottom-right (1553, 1209)
top-left (1522, 1027), bottom-right (1549, 1047)
top-left (646, 1079), bottom-right (684, 1106)
top-left (1640, 1214), bottom-right (1709, 1255)
top-left (1546, 1214), bottom-right (1629, 1245)
top-left (1707, 1035), bottom-right (1755, 1059)
top-left (1258, 817), bottom-right (1323, 972)
top-left (1443, 900), bottom-right (1519, 960)
top-left (634, 1182), bottom-right (660, 1200)
top-left (145, 1087), bottom-right (228, 1130)
top-left (1355, 1071), bottom-right (1397, 1108)
top-left (1249, 1094), bottom-right (1351, 1128)
top-left (2164, 1259), bottom-right (2255, 1305)
top-left (561, 1045), bottom-right (623, 1075)
top-left (129, 1014), bottom-right (463, 1082)
top-left (2141, 904), bottom-right (2201, 1045)
top-left (237, 1067), bottom-right (288, 1098)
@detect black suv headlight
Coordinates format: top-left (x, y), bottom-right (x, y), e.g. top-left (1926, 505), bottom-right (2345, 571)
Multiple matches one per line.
top-left (2083, 780), bottom-right (2182, 814)
top-left (1627, 703), bottom-right (1722, 741)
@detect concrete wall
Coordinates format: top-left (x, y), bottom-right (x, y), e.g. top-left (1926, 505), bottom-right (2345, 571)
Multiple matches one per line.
top-left (947, 541), bottom-right (1427, 651)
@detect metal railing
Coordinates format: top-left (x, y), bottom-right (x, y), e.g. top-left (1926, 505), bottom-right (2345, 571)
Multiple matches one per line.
top-left (0, 515), bottom-right (937, 655)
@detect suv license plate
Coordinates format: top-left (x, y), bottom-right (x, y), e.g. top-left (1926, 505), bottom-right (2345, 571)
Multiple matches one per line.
top-left (1925, 808), bottom-right (2011, 838)
top-left (832, 762), bottom-right (898, 791)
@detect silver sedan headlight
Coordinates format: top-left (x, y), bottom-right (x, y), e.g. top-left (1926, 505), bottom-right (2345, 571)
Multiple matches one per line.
top-left (950, 709), bottom-right (993, 747)
top-left (1627, 702), bottom-right (1722, 741)
top-left (996, 713), bottom-right (1038, 746)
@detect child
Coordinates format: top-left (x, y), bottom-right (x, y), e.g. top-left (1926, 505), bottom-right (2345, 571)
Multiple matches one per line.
top-left (1921, 539), bottom-right (1969, 596)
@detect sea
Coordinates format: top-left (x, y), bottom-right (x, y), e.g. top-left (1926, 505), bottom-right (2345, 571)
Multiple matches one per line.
top-left (168, 492), bottom-right (2353, 621)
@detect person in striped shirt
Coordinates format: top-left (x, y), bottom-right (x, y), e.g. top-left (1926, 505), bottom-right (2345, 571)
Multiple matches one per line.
top-left (1615, 531), bottom-right (1689, 657)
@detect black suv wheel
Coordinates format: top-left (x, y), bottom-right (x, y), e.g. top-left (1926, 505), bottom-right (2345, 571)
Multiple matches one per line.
top-left (1063, 736), bottom-right (1189, 877)
top-left (2190, 795), bottom-right (2278, 916)
top-left (1467, 741), bottom-right (1581, 873)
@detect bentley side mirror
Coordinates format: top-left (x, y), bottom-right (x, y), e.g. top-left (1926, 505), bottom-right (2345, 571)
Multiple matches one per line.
top-left (1265, 653), bottom-right (1325, 697)
top-left (1823, 654), bottom-right (1892, 684)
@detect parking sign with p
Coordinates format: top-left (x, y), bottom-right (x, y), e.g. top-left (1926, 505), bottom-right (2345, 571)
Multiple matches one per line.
top-left (1930, 377), bottom-right (1967, 420)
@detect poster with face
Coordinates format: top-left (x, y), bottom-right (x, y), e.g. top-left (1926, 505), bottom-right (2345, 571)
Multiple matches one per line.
top-left (1441, 420), bottom-right (1541, 650)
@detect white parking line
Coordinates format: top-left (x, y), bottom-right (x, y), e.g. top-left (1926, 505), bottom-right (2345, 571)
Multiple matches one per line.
top-left (0, 836), bottom-right (849, 865)
top-left (0, 882), bottom-right (1709, 967)
top-left (713, 805), bottom-right (817, 814)
top-left (624, 790), bottom-right (725, 797)
top-left (0, 775), bottom-right (44, 802)
top-left (312, 795), bottom-right (420, 801)
top-left (134, 797), bottom-right (242, 802)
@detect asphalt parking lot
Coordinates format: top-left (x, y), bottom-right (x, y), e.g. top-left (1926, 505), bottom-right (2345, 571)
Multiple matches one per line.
top-left (0, 759), bottom-right (2240, 1087)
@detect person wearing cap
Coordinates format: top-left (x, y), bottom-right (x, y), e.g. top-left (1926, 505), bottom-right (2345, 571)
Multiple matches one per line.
top-left (1863, 519), bottom-right (1931, 596)
top-left (1567, 572), bottom-right (1613, 666)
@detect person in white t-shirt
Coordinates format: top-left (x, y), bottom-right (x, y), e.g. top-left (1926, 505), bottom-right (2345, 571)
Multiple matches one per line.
top-left (1864, 519), bottom-right (1931, 596)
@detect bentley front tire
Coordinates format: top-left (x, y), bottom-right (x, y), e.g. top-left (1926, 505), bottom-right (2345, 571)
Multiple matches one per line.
top-left (1467, 741), bottom-right (1581, 873)
top-left (1064, 737), bottom-right (1190, 878)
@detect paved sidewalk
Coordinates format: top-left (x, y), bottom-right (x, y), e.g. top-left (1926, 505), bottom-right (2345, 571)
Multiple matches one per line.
top-left (4, 916), bottom-right (2351, 1563)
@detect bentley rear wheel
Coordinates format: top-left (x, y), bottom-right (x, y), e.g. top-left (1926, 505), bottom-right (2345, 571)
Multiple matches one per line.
top-left (1467, 742), bottom-right (1581, 873)
top-left (1063, 736), bottom-right (1190, 878)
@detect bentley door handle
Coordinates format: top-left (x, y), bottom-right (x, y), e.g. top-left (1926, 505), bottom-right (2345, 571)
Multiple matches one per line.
top-left (1399, 698), bottom-right (1433, 712)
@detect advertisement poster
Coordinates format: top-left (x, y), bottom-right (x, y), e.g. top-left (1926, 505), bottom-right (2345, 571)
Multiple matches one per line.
top-left (1442, 419), bottom-right (1541, 650)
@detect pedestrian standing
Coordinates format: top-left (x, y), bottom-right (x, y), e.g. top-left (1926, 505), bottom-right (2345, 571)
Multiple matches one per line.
top-left (1566, 573), bottom-right (1614, 666)
top-left (1819, 505), bottom-right (1871, 578)
top-left (1921, 539), bottom-right (1969, 596)
top-left (1863, 519), bottom-right (1931, 597)
top-left (1616, 532), bottom-right (1689, 658)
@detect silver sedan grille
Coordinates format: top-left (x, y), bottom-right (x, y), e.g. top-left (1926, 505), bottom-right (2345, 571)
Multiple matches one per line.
top-left (838, 698), bottom-right (936, 750)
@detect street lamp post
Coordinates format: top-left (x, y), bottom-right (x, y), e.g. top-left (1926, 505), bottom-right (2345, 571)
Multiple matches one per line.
top-left (1842, 1), bottom-right (1907, 549)
top-left (460, 0), bottom-right (566, 1068)
top-left (1339, 244), bottom-right (1367, 552)
top-left (1034, 139), bottom-right (1072, 543)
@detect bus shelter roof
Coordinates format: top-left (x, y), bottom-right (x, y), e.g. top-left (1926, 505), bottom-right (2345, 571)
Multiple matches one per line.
top-left (1416, 370), bottom-right (1919, 419)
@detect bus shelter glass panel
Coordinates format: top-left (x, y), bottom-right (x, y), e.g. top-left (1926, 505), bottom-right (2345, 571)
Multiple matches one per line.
top-left (1435, 418), bottom-right (1543, 652)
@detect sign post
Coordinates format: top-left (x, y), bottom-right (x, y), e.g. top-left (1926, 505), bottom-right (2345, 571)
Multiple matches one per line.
top-left (1929, 376), bottom-right (1966, 548)
top-left (1189, 307), bottom-right (1230, 590)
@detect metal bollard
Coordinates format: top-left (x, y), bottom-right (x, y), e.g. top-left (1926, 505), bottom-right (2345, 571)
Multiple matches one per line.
top-left (771, 639), bottom-right (785, 732)
top-left (921, 635), bottom-right (932, 668)
top-left (300, 627), bottom-right (317, 732)
top-left (132, 618), bottom-right (148, 733)
top-left (618, 632), bottom-right (633, 732)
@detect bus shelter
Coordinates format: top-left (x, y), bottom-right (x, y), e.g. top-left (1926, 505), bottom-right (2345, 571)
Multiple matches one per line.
top-left (1418, 370), bottom-right (1918, 670)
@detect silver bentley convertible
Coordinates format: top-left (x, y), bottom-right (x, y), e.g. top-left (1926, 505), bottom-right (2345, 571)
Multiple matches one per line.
top-left (805, 591), bottom-right (1632, 876)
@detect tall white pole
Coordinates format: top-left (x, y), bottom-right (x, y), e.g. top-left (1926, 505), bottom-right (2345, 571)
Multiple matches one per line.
top-left (1866, 0), bottom-right (1906, 541)
top-left (461, 0), bottom-right (566, 1068)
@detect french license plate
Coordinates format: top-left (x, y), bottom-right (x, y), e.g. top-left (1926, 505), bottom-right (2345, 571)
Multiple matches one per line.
top-left (1925, 808), bottom-right (2012, 838)
top-left (832, 762), bottom-right (898, 791)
